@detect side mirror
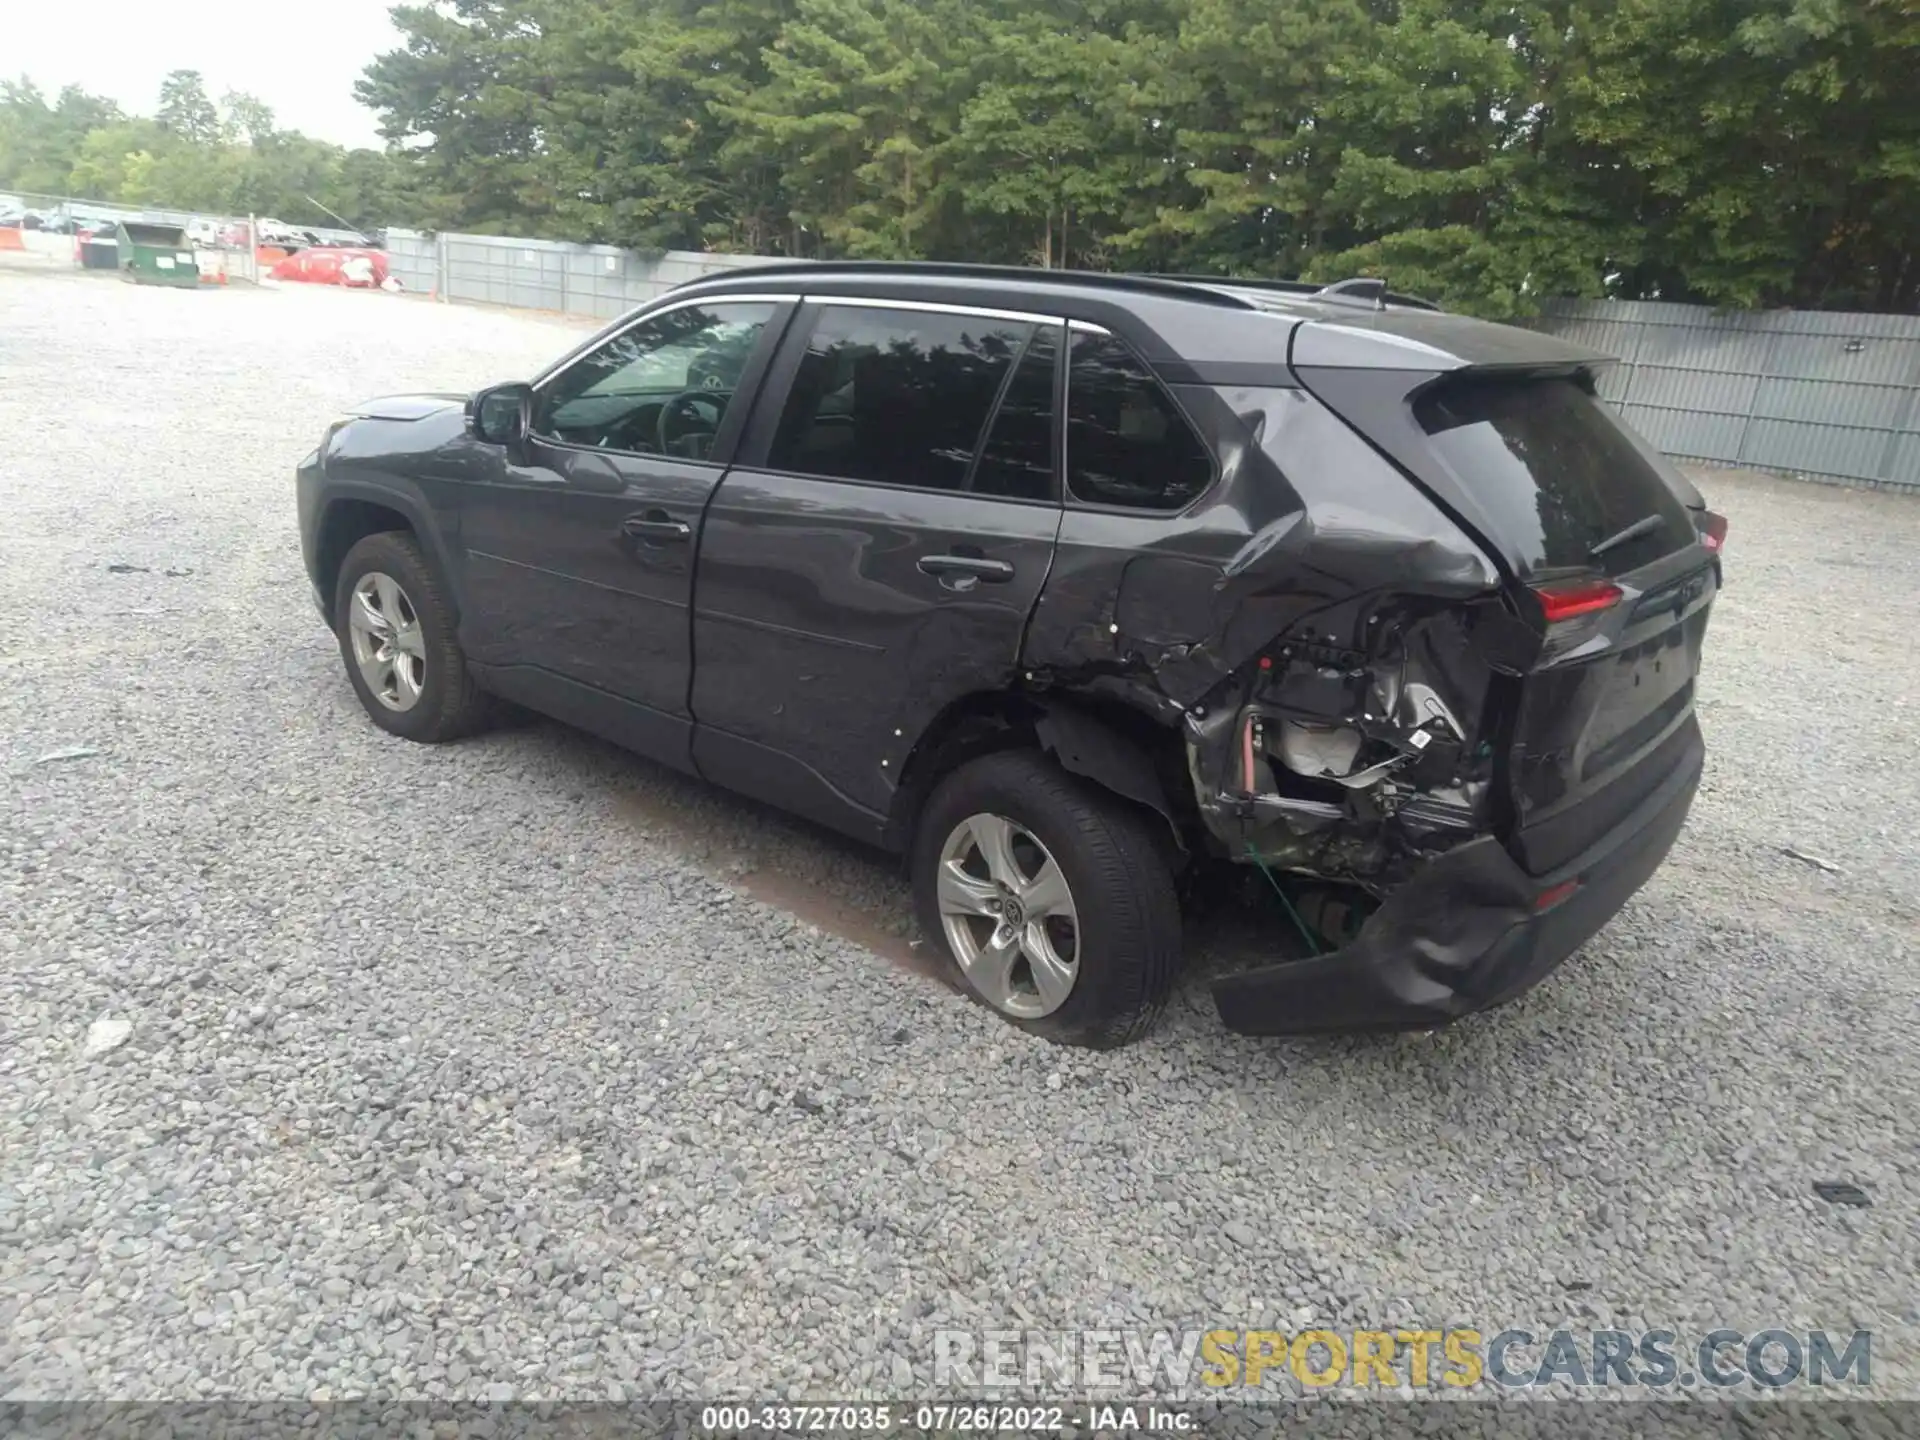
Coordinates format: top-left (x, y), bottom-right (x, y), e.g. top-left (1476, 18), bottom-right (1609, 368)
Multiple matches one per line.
top-left (467, 382), bottom-right (532, 451)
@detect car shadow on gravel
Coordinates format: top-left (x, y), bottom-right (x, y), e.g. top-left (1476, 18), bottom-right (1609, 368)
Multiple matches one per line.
top-left (496, 713), bottom-right (1331, 1031)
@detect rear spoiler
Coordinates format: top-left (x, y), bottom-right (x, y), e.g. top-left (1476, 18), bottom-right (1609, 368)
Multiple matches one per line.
top-left (1291, 312), bottom-right (1613, 373)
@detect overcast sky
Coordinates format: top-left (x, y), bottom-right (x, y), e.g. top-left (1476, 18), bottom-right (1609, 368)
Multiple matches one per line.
top-left (11, 0), bottom-right (403, 148)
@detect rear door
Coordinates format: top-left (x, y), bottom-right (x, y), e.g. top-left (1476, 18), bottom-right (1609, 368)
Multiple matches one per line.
top-left (689, 299), bottom-right (1063, 839)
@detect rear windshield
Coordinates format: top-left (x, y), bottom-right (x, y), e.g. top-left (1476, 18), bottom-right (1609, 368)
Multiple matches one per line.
top-left (1415, 377), bottom-right (1693, 577)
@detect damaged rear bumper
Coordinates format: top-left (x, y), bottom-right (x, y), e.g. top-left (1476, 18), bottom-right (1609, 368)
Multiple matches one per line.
top-left (1212, 718), bottom-right (1704, 1035)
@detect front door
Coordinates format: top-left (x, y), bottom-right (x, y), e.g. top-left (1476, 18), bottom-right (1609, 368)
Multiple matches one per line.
top-left (458, 297), bottom-right (788, 764)
top-left (690, 301), bottom-right (1063, 839)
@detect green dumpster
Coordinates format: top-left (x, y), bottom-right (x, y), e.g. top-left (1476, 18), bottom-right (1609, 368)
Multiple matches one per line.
top-left (115, 221), bottom-right (200, 288)
top-left (78, 236), bottom-right (120, 270)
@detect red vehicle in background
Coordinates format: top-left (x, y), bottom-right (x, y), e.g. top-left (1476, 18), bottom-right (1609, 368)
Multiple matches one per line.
top-left (268, 246), bottom-right (393, 288)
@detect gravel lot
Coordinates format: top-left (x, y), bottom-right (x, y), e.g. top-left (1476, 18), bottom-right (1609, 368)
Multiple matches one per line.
top-left (2, 266), bottom-right (1916, 1404)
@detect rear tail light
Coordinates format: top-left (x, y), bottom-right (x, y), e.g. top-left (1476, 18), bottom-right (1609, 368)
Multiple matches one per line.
top-left (1529, 576), bottom-right (1623, 660)
top-left (1696, 510), bottom-right (1728, 554)
top-left (1532, 578), bottom-right (1624, 624)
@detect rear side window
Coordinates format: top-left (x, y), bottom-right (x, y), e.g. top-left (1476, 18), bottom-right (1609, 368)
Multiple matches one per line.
top-left (768, 306), bottom-right (1032, 492)
top-left (1066, 332), bottom-right (1214, 510)
top-left (970, 327), bottom-right (1059, 501)
top-left (1415, 377), bottom-right (1694, 576)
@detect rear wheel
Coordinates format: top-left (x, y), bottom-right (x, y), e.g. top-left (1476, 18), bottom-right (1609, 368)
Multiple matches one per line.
top-left (912, 751), bottom-right (1181, 1048)
top-left (334, 531), bottom-right (491, 743)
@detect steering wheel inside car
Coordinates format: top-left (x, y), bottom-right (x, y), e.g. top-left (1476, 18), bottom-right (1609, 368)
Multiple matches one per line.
top-left (658, 391), bottom-right (728, 456)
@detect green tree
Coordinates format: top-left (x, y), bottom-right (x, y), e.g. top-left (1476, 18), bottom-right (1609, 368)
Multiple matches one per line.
top-left (66, 121), bottom-right (163, 199)
top-left (599, 0), bottom-right (798, 252)
top-left (355, 0), bottom-right (564, 233)
top-left (945, 3), bottom-right (1159, 267)
top-left (718, 0), bottom-right (982, 258)
top-left (1567, 0), bottom-right (1920, 309)
top-left (0, 79), bottom-right (126, 195)
top-left (1102, 0), bottom-right (1368, 276)
top-left (157, 69), bottom-right (224, 145)
top-left (223, 91), bottom-right (277, 147)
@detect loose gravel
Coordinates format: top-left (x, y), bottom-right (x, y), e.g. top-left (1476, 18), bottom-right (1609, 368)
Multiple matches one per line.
top-left (1, 267), bottom-right (1916, 1404)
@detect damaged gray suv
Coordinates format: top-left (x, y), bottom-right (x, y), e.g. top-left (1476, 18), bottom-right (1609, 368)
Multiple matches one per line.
top-left (296, 263), bottom-right (1723, 1047)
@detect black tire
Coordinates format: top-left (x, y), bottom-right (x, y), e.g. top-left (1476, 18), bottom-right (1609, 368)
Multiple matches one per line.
top-left (333, 531), bottom-right (491, 743)
top-left (912, 750), bottom-right (1182, 1048)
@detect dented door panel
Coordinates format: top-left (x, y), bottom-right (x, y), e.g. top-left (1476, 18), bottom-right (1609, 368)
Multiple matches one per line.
top-left (691, 472), bottom-right (1058, 823)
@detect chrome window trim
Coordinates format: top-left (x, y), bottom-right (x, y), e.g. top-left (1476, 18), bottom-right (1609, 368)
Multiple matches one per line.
top-left (801, 293), bottom-right (1065, 327)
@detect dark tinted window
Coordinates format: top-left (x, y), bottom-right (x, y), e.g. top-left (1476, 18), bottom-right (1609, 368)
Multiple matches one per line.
top-left (970, 327), bottom-right (1059, 501)
top-left (1415, 377), bottom-right (1693, 576)
top-left (533, 302), bottom-right (774, 458)
top-left (1066, 332), bottom-right (1214, 510)
top-left (769, 307), bottom-right (1031, 490)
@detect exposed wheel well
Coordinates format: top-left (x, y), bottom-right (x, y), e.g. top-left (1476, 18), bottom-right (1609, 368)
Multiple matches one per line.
top-left (886, 689), bottom-right (1194, 861)
top-left (317, 500), bottom-right (416, 606)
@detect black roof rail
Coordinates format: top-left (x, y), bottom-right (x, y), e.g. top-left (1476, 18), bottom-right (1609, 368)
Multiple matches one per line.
top-left (1149, 271), bottom-right (1444, 313)
top-left (1148, 272), bottom-right (1322, 299)
top-left (675, 259), bottom-right (1260, 310)
top-left (1317, 277), bottom-right (1386, 308)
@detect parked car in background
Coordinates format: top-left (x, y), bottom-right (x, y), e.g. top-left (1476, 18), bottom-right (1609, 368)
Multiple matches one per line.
top-left (185, 218), bottom-right (222, 247)
top-left (256, 219), bottom-right (307, 247)
top-left (295, 262), bottom-right (1723, 1048)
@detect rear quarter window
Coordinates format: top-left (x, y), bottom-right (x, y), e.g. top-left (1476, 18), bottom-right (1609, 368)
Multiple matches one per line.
top-left (1066, 332), bottom-right (1214, 511)
top-left (1414, 377), bottom-right (1693, 577)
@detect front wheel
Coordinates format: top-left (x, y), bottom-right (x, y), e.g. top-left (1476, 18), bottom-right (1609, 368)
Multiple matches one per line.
top-left (333, 531), bottom-right (491, 743)
top-left (912, 751), bottom-right (1182, 1048)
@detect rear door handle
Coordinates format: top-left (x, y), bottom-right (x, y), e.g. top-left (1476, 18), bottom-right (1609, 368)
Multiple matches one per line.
top-left (622, 511), bottom-right (691, 544)
top-left (917, 553), bottom-right (1015, 583)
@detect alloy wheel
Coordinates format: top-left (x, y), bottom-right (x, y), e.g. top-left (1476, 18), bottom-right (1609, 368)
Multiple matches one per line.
top-left (936, 813), bottom-right (1081, 1018)
top-left (346, 571), bottom-right (427, 712)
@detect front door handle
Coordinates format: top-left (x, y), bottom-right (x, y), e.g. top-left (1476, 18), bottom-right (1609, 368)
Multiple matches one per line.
top-left (917, 553), bottom-right (1015, 583)
top-left (622, 510), bottom-right (691, 544)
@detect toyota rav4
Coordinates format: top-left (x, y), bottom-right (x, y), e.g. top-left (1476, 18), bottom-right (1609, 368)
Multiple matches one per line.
top-left (295, 263), bottom-right (1722, 1048)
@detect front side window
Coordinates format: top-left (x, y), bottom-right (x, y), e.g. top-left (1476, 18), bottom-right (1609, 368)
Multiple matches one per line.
top-left (533, 301), bottom-right (775, 459)
top-left (767, 306), bottom-right (1034, 492)
top-left (1065, 331), bottom-right (1214, 510)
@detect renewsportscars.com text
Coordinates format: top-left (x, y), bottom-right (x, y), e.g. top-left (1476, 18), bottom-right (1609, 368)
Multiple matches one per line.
top-left (933, 1327), bottom-right (1872, 1392)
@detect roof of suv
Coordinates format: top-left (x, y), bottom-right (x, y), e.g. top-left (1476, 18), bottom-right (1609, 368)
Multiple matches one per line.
top-left (675, 260), bottom-right (1611, 376)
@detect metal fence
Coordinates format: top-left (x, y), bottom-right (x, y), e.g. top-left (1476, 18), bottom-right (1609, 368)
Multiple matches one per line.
top-left (2, 188), bottom-right (207, 232)
top-left (1531, 298), bottom-right (1920, 494)
top-left (1, 190), bottom-right (369, 247)
top-left (385, 230), bottom-right (794, 320)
